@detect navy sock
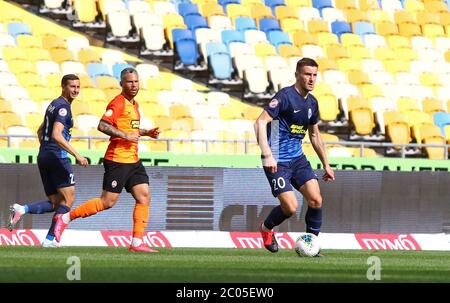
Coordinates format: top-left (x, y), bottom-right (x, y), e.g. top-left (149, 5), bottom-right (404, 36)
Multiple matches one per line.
top-left (26, 200), bottom-right (54, 214)
top-left (305, 207), bottom-right (322, 236)
top-left (264, 205), bottom-right (290, 230)
top-left (46, 204), bottom-right (71, 241)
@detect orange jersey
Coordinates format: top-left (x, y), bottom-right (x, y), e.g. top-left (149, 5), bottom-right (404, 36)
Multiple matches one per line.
top-left (101, 94), bottom-right (140, 163)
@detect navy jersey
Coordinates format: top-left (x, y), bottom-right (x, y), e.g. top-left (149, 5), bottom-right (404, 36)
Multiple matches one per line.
top-left (39, 97), bottom-right (73, 159)
top-left (264, 85), bottom-right (320, 162)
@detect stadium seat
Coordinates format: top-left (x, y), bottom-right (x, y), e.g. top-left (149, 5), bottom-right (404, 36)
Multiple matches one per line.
top-left (331, 21), bottom-right (352, 41)
top-left (420, 124), bottom-right (446, 159)
top-left (433, 112), bottom-right (450, 135)
top-left (350, 107), bottom-right (375, 136)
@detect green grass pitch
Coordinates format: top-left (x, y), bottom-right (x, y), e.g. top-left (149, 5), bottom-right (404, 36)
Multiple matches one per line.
top-left (0, 246), bottom-right (449, 282)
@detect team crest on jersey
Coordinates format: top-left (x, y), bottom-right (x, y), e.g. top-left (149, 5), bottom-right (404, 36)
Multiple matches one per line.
top-left (308, 108), bottom-right (312, 119)
top-left (105, 109), bottom-right (113, 117)
top-left (111, 180), bottom-right (117, 188)
top-left (269, 98), bottom-right (279, 108)
top-left (131, 120), bottom-right (140, 129)
top-left (58, 108), bottom-right (67, 117)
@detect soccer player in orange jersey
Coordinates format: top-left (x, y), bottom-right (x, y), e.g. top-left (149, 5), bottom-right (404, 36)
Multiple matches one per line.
top-left (53, 68), bottom-right (161, 253)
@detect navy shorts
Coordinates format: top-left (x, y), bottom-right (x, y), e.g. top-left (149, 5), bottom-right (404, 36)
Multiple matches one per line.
top-left (264, 155), bottom-right (318, 197)
top-left (38, 156), bottom-right (75, 196)
top-left (103, 159), bottom-right (149, 193)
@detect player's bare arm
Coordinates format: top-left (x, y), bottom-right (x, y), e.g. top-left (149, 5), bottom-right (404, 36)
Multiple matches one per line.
top-left (254, 110), bottom-right (277, 173)
top-left (52, 121), bottom-right (88, 166)
top-left (37, 122), bottom-right (44, 144)
top-left (98, 120), bottom-right (139, 142)
top-left (139, 127), bottom-right (160, 139)
top-left (308, 124), bottom-right (335, 181)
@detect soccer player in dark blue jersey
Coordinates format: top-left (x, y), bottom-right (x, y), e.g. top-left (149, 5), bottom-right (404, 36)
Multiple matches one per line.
top-left (254, 58), bottom-right (335, 255)
top-left (7, 74), bottom-right (88, 247)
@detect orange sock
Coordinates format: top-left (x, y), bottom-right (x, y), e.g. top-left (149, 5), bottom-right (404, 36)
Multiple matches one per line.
top-left (132, 203), bottom-right (149, 239)
top-left (70, 198), bottom-right (105, 220)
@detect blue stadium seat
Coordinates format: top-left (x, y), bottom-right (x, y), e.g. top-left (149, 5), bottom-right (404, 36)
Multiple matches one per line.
top-left (433, 112), bottom-right (450, 135)
top-left (184, 15), bottom-right (209, 32)
top-left (331, 21), bottom-right (352, 40)
top-left (206, 42), bottom-right (233, 80)
top-left (173, 29), bottom-right (199, 66)
top-left (235, 17), bottom-right (257, 32)
top-left (221, 30), bottom-right (245, 48)
top-left (268, 31), bottom-right (292, 50)
top-left (112, 63), bottom-right (133, 80)
top-left (259, 18), bottom-right (281, 34)
top-left (312, 0), bottom-right (333, 16)
top-left (172, 28), bottom-right (194, 44)
top-left (8, 22), bottom-right (32, 40)
top-left (354, 22), bottom-right (376, 37)
top-left (264, 0), bottom-right (286, 15)
top-left (219, 0), bottom-right (240, 11)
top-left (87, 63), bottom-right (111, 80)
top-left (178, 3), bottom-right (200, 17)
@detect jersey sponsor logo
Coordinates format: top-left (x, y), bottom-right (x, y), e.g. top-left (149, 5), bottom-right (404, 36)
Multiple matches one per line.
top-left (58, 108), bottom-right (67, 117)
top-left (269, 98), bottom-right (279, 108)
top-left (131, 120), bottom-right (140, 129)
top-left (104, 109), bottom-right (113, 117)
top-left (308, 108), bottom-right (312, 119)
top-left (294, 109), bottom-right (301, 113)
top-left (290, 124), bottom-right (307, 134)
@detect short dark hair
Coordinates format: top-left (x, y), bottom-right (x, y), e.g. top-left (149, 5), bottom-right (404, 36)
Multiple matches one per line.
top-left (61, 74), bottom-right (79, 86)
top-left (296, 57), bottom-right (319, 72)
top-left (120, 67), bottom-right (138, 81)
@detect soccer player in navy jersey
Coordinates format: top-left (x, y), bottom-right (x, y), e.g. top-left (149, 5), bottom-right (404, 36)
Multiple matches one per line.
top-left (254, 57), bottom-right (335, 255)
top-left (7, 74), bottom-right (88, 247)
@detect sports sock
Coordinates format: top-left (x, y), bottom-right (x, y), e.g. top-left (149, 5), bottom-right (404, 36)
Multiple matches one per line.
top-left (305, 207), bottom-right (322, 236)
top-left (46, 204), bottom-right (70, 241)
top-left (264, 205), bottom-right (290, 230)
top-left (68, 198), bottom-right (105, 221)
top-left (132, 203), bottom-right (149, 240)
top-left (25, 200), bottom-right (53, 214)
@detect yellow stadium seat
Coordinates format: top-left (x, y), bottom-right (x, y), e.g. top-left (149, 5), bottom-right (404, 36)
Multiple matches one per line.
top-left (446, 25), bottom-right (450, 37)
top-left (77, 74), bottom-right (95, 88)
top-left (285, 0), bottom-right (311, 8)
top-left (293, 30), bottom-right (318, 47)
top-left (71, 101), bottom-right (91, 116)
top-left (315, 32), bottom-right (339, 48)
top-left (89, 102), bottom-right (108, 116)
top-left (397, 97), bottom-right (420, 112)
top-left (77, 49), bottom-right (101, 64)
top-left (142, 140), bottom-right (168, 152)
top-left (0, 112), bottom-right (23, 129)
top-left (335, 0), bottom-right (357, 10)
top-left (420, 124), bottom-right (445, 159)
top-left (171, 117), bottom-right (196, 132)
top-left (384, 111), bottom-right (407, 126)
top-left (444, 124), bottom-right (450, 144)
top-left (151, 116), bottom-right (173, 131)
top-left (425, 1), bottom-right (449, 14)
top-left (95, 76), bottom-right (120, 89)
top-left (398, 23), bottom-right (422, 37)
top-left (368, 10), bottom-right (391, 23)
top-left (308, 20), bottom-right (329, 34)
top-left (73, 0), bottom-right (99, 23)
top-left (439, 12), bottom-right (450, 26)
top-left (382, 59), bottom-right (409, 74)
top-left (242, 106), bottom-right (262, 120)
top-left (41, 34), bottom-right (67, 50)
top-left (227, 4), bottom-right (252, 20)
top-left (420, 72), bottom-right (441, 87)
top-left (134, 89), bottom-right (157, 104)
top-left (340, 33), bottom-right (363, 47)
top-left (411, 120), bottom-right (433, 144)
top-left (315, 58), bottom-right (339, 71)
top-left (415, 11), bottom-right (440, 26)
top-left (2, 47), bottom-right (27, 61)
top-left (142, 104), bottom-right (167, 118)
top-left (254, 43), bottom-right (277, 57)
top-left (27, 48), bottom-right (52, 62)
top-left (103, 88), bottom-right (121, 101)
top-left (252, 4), bottom-right (274, 27)
top-left (9, 59), bottom-right (36, 74)
top-left (395, 48), bottom-right (418, 61)
top-left (359, 0), bottom-right (380, 10)
top-left (374, 47), bottom-right (396, 60)
top-left (200, 3), bottom-right (225, 18)
top-left (220, 106), bottom-right (243, 120)
top-left (347, 45), bottom-right (371, 60)
top-left (345, 9), bottom-right (369, 23)
top-left (386, 35), bottom-right (411, 49)
top-left (16, 35), bottom-right (43, 49)
top-left (80, 88), bottom-right (106, 103)
top-left (317, 94), bottom-right (340, 121)
top-left (375, 21), bottom-right (399, 36)
top-left (359, 83), bottom-right (384, 99)
top-left (351, 147), bottom-right (379, 157)
top-left (169, 104), bottom-right (191, 119)
top-left (280, 18), bottom-right (304, 35)
top-left (347, 70), bottom-right (370, 85)
top-left (17, 73), bottom-right (45, 88)
top-left (394, 11), bottom-right (416, 25)
top-left (422, 98), bottom-right (445, 115)
top-left (350, 107), bottom-right (375, 135)
top-left (421, 24), bottom-right (445, 38)
top-left (404, 0), bottom-right (425, 13)
top-left (50, 49), bottom-right (75, 64)
top-left (347, 95), bottom-right (373, 112)
top-left (18, 140), bottom-right (39, 149)
top-left (337, 58), bottom-right (362, 72)
top-left (163, 13), bottom-right (186, 47)
top-left (0, 99), bottom-right (14, 113)
top-left (386, 121), bottom-right (411, 145)
top-left (279, 44), bottom-right (302, 58)
top-left (276, 6), bottom-right (297, 20)
top-left (326, 45), bottom-right (349, 60)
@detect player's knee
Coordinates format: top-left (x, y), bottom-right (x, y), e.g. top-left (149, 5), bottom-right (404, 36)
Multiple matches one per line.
top-left (308, 196), bottom-right (322, 208)
top-left (282, 204), bottom-right (297, 217)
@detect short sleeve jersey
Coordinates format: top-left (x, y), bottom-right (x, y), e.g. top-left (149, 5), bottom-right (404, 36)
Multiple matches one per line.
top-left (263, 85), bottom-right (320, 162)
top-left (39, 96), bottom-right (73, 159)
top-left (101, 94), bottom-right (141, 163)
